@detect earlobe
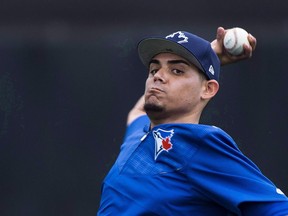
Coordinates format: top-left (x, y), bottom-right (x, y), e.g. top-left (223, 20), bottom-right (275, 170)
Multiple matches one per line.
top-left (202, 80), bottom-right (219, 99)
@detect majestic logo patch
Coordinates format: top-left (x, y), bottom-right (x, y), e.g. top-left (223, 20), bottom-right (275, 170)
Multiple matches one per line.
top-left (152, 128), bottom-right (174, 160)
top-left (165, 31), bottom-right (188, 44)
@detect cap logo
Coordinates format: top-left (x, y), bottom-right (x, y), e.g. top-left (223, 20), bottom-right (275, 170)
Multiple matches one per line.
top-left (209, 65), bottom-right (215, 75)
top-left (165, 31), bottom-right (188, 44)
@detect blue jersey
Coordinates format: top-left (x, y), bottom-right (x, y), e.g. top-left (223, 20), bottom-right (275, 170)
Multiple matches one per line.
top-left (98, 115), bottom-right (288, 215)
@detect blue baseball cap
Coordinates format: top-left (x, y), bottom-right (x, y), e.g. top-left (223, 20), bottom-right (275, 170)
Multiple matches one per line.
top-left (137, 31), bottom-right (220, 81)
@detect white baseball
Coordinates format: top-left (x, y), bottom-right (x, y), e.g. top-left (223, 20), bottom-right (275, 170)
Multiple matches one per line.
top-left (223, 27), bottom-right (249, 55)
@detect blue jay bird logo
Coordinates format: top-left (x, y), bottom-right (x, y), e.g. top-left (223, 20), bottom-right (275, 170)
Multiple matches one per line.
top-left (153, 128), bottom-right (174, 160)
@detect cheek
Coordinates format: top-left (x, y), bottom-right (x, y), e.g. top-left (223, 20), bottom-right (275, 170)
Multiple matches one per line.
top-left (174, 83), bottom-right (202, 103)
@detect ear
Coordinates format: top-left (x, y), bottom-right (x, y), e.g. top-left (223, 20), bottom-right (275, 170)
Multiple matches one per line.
top-left (201, 80), bottom-right (219, 100)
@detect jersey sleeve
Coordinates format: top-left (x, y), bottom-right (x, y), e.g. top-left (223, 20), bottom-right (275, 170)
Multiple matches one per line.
top-left (123, 114), bottom-right (150, 142)
top-left (185, 126), bottom-right (288, 214)
top-left (240, 201), bottom-right (288, 216)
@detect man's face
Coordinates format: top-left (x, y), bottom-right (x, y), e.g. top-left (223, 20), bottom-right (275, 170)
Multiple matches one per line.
top-left (144, 52), bottom-right (208, 123)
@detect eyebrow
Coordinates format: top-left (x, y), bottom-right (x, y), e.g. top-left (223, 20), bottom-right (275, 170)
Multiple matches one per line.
top-left (149, 59), bottom-right (191, 66)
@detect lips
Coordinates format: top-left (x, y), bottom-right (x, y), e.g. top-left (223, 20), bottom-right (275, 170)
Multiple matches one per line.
top-left (145, 86), bottom-right (165, 100)
top-left (149, 87), bottom-right (164, 93)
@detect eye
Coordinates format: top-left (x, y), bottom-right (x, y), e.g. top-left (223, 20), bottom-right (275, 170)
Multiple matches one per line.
top-left (149, 69), bottom-right (158, 76)
top-left (172, 69), bottom-right (184, 75)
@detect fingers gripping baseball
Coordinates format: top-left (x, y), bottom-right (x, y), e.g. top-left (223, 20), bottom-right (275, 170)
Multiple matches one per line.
top-left (211, 26), bottom-right (257, 65)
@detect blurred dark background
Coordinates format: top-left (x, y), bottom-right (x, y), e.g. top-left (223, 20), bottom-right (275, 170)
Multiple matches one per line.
top-left (0, 0), bottom-right (287, 215)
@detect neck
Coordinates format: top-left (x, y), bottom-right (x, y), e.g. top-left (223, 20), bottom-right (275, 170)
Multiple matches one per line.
top-left (148, 111), bottom-right (201, 128)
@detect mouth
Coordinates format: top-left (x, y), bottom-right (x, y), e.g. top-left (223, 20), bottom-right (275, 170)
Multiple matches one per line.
top-left (145, 86), bottom-right (165, 102)
top-left (149, 87), bottom-right (164, 93)
top-left (146, 88), bottom-right (165, 102)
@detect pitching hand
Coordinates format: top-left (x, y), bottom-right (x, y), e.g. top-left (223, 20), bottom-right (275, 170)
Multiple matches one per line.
top-left (211, 27), bottom-right (257, 65)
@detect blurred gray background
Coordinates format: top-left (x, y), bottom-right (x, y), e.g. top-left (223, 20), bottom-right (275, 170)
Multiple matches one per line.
top-left (0, 0), bottom-right (287, 215)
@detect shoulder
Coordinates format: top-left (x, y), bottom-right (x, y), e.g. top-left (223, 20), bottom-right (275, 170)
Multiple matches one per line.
top-left (153, 123), bottom-right (239, 157)
top-left (172, 124), bottom-right (235, 146)
top-left (169, 124), bottom-right (244, 164)
top-left (191, 124), bottom-right (241, 154)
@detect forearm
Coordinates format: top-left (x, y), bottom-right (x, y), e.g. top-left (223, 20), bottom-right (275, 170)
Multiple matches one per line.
top-left (127, 95), bottom-right (146, 126)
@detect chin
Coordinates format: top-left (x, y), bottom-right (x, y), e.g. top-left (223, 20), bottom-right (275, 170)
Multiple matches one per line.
top-left (144, 103), bottom-right (164, 113)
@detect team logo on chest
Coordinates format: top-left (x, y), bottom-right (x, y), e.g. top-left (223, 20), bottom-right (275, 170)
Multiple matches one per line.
top-left (152, 128), bottom-right (174, 160)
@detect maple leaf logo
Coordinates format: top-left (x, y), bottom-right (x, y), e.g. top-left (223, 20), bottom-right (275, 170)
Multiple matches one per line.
top-left (162, 137), bottom-right (172, 151)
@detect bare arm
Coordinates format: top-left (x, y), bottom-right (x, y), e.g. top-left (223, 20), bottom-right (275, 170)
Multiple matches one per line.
top-left (127, 95), bottom-right (146, 126)
top-left (127, 27), bottom-right (257, 125)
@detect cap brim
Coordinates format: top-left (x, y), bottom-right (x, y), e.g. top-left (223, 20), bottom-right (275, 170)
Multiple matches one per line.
top-left (137, 38), bottom-right (203, 72)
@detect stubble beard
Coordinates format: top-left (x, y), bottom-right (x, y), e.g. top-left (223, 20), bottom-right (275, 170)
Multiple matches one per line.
top-left (144, 102), bottom-right (164, 113)
top-left (144, 95), bottom-right (166, 121)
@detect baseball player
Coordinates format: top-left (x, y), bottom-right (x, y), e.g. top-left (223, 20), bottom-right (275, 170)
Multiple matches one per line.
top-left (97, 27), bottom-right (288, 215)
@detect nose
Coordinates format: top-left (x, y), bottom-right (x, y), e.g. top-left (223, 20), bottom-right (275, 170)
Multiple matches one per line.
top-left (153, 68), bottom-right (167, 83)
